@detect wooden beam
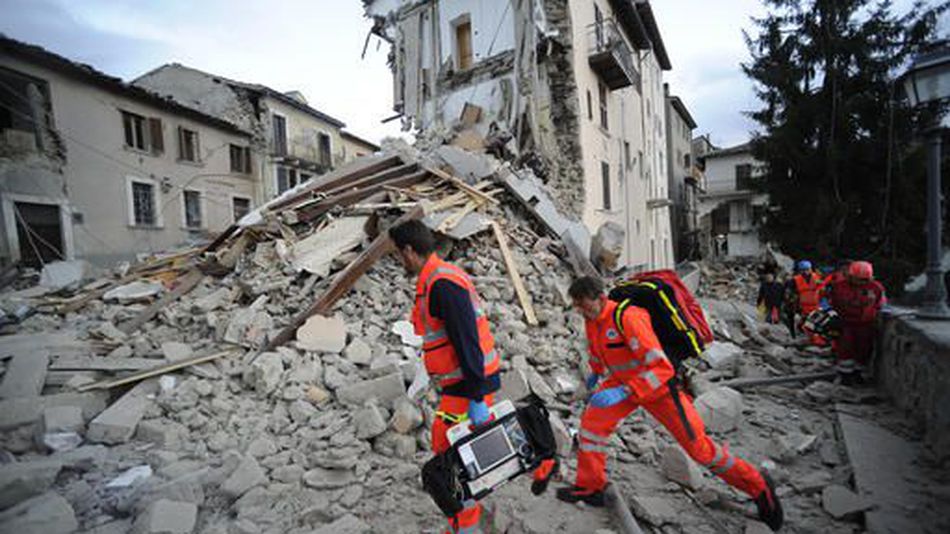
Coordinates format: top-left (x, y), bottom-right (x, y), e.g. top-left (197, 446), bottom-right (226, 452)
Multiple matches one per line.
top-left (491, 221), bottom-right (538, 326)
top-left (117, 270), bottom-right (204, 334)
top-left (268, 155), bottom-right (403, 212)
top-left (321, 163), bottom-right (420, 197)
top-left (203, 224), bottom-right (239, 253)
top-left (50, 357), bottom-right (161, 372)
top-left (77, 350), bottom-right (237, 392)
top-left (425, 165), bottom-right (499, 205)
top-left (295, 170), bottom-right (430, 223)
top-left (258, 205), bottom-right (425, 355)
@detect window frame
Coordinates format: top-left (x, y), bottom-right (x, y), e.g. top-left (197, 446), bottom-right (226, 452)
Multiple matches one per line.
top-left (121, 110), bottom-right (149, 152)
top-left (181, 189), bottom-right (203, 230)
top-left (231, 195), bottom-right (252, 223)
top-left (453, 15), bottom-right (474, 71)
top-left (735, 163), bottom-right (753, 190)
top-left (229, 144), bottom-right (252, 174)
top-left (177, 126), bottom-right (200, 163)
top-left (271, 112), bottom-right (288, 156)
top-left (601, 161), bottom-right (611, 210)
top-left (125, 175), bottom-right (163, 228)
top-left (317, 131), bottom-right (332, 166)
top-left (598, 81), bottom-right (608, 131)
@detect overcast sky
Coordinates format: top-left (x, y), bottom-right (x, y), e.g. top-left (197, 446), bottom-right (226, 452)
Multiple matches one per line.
top-left (0, 0), bottom-right (943, 148)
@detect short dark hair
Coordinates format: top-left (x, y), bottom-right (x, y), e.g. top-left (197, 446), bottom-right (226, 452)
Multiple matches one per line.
top-left (569, 276), bottom-right (604, 301)
top-left (388, 220), bottom-right (435, 255)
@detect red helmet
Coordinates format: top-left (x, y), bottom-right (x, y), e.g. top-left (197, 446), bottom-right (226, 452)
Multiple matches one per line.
top-left (848, 261), bottom-right (873, 281)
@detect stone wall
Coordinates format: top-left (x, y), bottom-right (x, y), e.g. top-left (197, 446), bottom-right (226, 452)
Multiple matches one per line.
top-left (876, 312), bottom-right (950, 464)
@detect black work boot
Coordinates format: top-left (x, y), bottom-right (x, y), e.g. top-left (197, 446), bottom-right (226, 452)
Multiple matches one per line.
top-left (530, 458), bottom-right (559, 496)
top-left (555, 485), bottom-right (605, 507)
top-left (754, 471), bottom-right (784, 531)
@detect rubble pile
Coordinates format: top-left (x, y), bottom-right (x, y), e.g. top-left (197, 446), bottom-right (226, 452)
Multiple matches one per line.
top-left (697, 259), bottom-right (763, 303)
top-left (1, 143), bottom-right (945, 533)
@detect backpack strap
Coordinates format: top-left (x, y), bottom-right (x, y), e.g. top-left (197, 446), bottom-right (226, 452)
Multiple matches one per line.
top-left (612, 298), bottom-right (632, 338)
top-left (614, 281), bottom-right (704, 359)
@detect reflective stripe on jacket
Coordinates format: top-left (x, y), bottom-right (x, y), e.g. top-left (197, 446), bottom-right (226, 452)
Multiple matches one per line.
top-left (411, 254), bottom-right (499, 390)
top-left (585, 300), bottom-right (675, 401)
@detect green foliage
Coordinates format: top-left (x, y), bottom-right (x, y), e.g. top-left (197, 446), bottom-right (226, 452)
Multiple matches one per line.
top-left (743, 0), bottom-right (948, 293)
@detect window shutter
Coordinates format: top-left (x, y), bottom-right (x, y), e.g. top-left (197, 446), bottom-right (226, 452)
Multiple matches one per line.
top-left (149, 118), bottom-right (163, 154)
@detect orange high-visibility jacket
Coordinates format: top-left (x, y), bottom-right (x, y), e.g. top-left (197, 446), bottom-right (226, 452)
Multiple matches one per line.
top-left (585, 300), bottom-right (675, 401)
top-left (412, 254), bottom-right (499, 391)
top-left (793, 273), bottom-right (823, 315)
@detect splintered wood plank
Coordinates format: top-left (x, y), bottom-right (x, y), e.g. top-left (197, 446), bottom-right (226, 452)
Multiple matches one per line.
top-left (78, 350), bottom-right (237, 391)
top-left (491, 221), bottom-right (538, 326)
top-left (425, 165), bottom-right (499, 205)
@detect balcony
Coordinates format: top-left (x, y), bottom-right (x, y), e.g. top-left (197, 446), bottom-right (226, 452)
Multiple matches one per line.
top-left (587, 20), bottom-right (640, 91)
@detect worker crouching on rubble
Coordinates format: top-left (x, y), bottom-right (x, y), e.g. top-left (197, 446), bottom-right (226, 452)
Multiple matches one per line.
top-left (389, 220), bottom-right (557, 534)
top-left (826, 261), bottom-right (886, 385)
top-left (558, 276), bottom-right (784, 531)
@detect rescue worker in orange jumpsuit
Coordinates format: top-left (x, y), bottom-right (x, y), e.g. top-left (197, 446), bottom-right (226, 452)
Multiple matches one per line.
top-left (389, 220), bottom-right (556, 533)
top-left (557, 276), bottom-right (783, 531)
top-left (792, 260), bottom-right (827, 346)
top-left (827, 261), bottom-right (886, 384)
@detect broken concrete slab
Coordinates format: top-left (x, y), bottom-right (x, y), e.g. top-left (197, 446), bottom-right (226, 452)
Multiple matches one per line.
top-left (0, 491), bottom-right (77, 534)
top-left (0, 350), bottom-right (49, 398)
top-left (694, 387), bottom-right (743, 433)
top-left (0, 459), bottom-right (63, 510)
top-left (790, 470), bottom-right (832, 494)
top-left (353, 402), bottom-right (388, 440)
top-left (296, 314), bottom-right (347, 353)
top-left (193, 287), bottom-right (231, 312)
top-left (660, 444), bottom-right (703, 490)
top-left (343, 338), bottom-right (373, 366)
top-left (36, 405), bottom-right (85, 451)
top-left (499, 368), bottom-right (531, 401)
top-left (335, 372), bottom-right (405, 407)
top-left (821, 484), bottom-right (872, 520)
top-left (0, 391), bottom-right (108, 430)
top-left (0, 331), bottom-right (88, 359)
top-left (87, 379), bottom-right (156, 444)
top-left (132, 499), bottom-right (197, 534)
top-left (702, 342), bottom-right (743, 370)
top-left (289, 216), bottom-right (369, 277)
top-left (243, 352), bottom-right (283, 396)
top-left (390, 397), bottom-right (423, 434)
top-left (49, 356), bottom-right (158, 372)
top-left (38, 260), bottom-right (94, 290)
top-left (103, 281), bottom-right (164, 303)
top-left (135, 419), bottom-right (187, 449)
top-left (221, 456), bottom-right (266, 499)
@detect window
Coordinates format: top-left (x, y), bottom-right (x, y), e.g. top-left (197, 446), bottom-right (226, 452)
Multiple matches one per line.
top-left (130, 180), bottom-right (157, 226)
top-left (230, 144), bottom-right (252, 173)
top-left (318, 132), bottom-right (332, 166)
top-left (0, 67), bottom-right (51, 149)
top-left (178, 127), bottom-right (199, 162)
top-left (300, 172), bottom-right (312, 183)
top-left (272, 114), bottom-right (287, 155)
top-left (684, 154), bottom-right (691, 169)
top-left (638, 150), bottom-right (644, 179)
top-left (598, 82), bottom-right (608, 130)
top-left (601, 161), bottom-right (611, 210)
top-left (586, 90), bottom-right (593, 121)
top-left (183, 190), bottom-right (202, 229)
top-left (149, 118), bottom-right (163, 154)
top-left (122, 111), bottom-right (147, 151)
top-left (735, 164), bottom-right (753, 190)
top-left (232, 197), bottom-right (251, 223)
top-left (455, 18), bottom-right (473, 70)
top-left (624, 141), bottom-right (631, 169)
top-left (276, 166), bottom-right (304, 195)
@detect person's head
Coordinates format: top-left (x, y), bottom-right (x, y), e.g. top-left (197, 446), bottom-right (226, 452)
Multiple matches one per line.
top-left (848, 261), bottom-right (873, 285)
top-left (796, 260), bottom-right (812, 273)
top-left (568, 276), bottom-right (607, 321)
top-left (764, 272), bottom-right (775, 283)
top-left (388, 220), bottom-right (435, 275)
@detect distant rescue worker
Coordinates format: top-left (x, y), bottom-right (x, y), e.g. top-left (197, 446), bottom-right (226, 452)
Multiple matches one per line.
top-left (757, 272), bottom-right (785, 324)
top-left (557, 276), bottom-right (784, 531)
top-left (827, 261), bottom-right (886, 383)
top-left (792, 260), bottom-right (827, 345)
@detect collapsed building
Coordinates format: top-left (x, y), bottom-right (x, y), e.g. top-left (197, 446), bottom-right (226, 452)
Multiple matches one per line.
top-left (363, 0), bottom-right (676, 272)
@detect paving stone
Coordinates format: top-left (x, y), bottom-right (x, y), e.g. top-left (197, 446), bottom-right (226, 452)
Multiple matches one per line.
top-left (335, 372), bottom-right (405, 407)
top-left (132, 499), bottom-right (197, 534)
top-left (221, 456), bottom-right (266, 499)
top-left (0, 491), bottom-right (77, 534)
top-left (660, 445), bottom-right (704, 489)
top-left (343, 338), bottom-right (373, 366)
top-left (822, 484), bottom-right (872, 519)
top-left (694, 387), bottom-right (743, 433)
top-left (0, 459), bottom-right (63, 509)
top-left (296, 315), bottom-right (347, 353)
top-left (87, 380), bottom-right (155, 444)
top-left (0, 350), bottom-right (49, 399)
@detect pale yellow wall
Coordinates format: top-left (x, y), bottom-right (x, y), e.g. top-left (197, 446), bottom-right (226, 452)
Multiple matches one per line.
top-left (341, 136), bottom-right (378, 163)
top-left (0, 55), bottom-right (259, 265)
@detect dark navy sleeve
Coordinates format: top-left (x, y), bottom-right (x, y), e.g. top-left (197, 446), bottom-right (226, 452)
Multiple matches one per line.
top-left (428, 278), bottom-right (488, 400)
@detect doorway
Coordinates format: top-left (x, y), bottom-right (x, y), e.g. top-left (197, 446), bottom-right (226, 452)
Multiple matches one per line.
top-left (14, 201), bottom-right (63, 268)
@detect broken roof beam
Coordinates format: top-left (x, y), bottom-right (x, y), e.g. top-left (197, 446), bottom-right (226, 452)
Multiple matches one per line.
top-left (321, 162), bottom-right (420, 198)
top-left (424, 165), bottom-right (499, 205)
top-left (491, 221), bottom-right (538, 326)
top-left (268, 154), bottom-right (404, 212)
top-left (295, 169), bottom-right (431, 223)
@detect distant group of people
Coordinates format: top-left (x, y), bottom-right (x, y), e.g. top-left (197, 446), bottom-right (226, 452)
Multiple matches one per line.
top-left (757, 258), bottom-right (886, 382)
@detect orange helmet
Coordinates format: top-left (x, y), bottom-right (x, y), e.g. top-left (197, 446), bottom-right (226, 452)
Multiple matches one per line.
top-left (848, 261), bottom-right (873, 281)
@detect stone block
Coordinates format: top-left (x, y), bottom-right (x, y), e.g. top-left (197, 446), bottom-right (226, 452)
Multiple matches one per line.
top-left (296, 315), bottom-right (347, 353)
top-left (389, 397), bottom-right (423, 434)
top-left (37, 405), bottom-right (85, 452)
top-left (335, 372), bottom-right (405, 407)
top-left (135, 419), bottom-right (187, 449)
top-left (548, 412), bottom-right (572, 458)
top-left (354, 402), bottom-right (387, 440)
top-left (0, 459), bottom-right (63, 510)
top-left (821, 484), bottom-right (872, 519)
top-left (243, 352), bottom-right (283, 396)
top-left (703, 342), bottom-right (743, 370)
top-left (0, 390), bottom-right (107, 431)
top-left (132, 499), bottom-right (197, 534)
top-left (302, 467), bottom-right (356, 490)
top-left (660, 445), bottom-right (703, 490)
top-left (87, 380), bottom-right (154, 444)
top-left (499, 368), bottom-right (531, 401)
top-left (220, 456), bottom-right (266, 499)
top-left (0, 351), bottom-right (49, 399)
top-left (0, 491), bottom-right (77, 534)
top-left (343, 338), bottom-right (372, 366)
top-left (694, 387), bottom-right (743, 433)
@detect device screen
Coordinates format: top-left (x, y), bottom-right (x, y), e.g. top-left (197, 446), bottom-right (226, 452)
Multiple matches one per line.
top-left (470, 426), bottom-right (514, 473)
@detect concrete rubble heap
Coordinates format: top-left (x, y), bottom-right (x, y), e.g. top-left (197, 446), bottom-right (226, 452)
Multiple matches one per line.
top-left (1, 143), bottom-right (947, 533)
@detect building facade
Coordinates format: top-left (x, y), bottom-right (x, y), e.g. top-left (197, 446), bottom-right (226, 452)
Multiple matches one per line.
top-left (664, 84), bottom-right (699, 262)
top-left (0, 37), bottom-right (259, 267)
top-left (135, 64), bottom-right (356, 201)
top-left (364, 0), bottom-right (675, 270)
top-left (697, 142), bottom-right (768, 258)
top-left (341, 131), bottom-right (381, 161)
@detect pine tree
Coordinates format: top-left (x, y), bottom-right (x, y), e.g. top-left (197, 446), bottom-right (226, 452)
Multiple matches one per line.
top-left (743, 0), bottom-right (948, 291)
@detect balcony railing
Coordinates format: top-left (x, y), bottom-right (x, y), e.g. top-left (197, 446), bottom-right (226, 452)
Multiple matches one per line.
top-left (587, 20), bottom-right (640, 91)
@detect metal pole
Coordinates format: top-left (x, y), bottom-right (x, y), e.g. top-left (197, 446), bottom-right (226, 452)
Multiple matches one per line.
top-left (919, 128), bottom-right (950, 320)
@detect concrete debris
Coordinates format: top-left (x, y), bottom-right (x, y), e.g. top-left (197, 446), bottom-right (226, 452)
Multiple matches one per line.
top-left (289, 216), bottom-right (369, 277)
top-left (310, 513), bottom-right (370, 534)
top-left (0, 350), bottom-right (49, 399)
top-left (499, 368), bottom-right (531, 401)
top-left (702, 341), bottom-right (743, 370)
top-left (336, 372), bottom-right (405, 407)
top-left (0, 459), bottom-right (63, 509)
top-left (37, 405), bottom-right (85, 451)
top-left (390, 397), bottom-right (423, 434)
top-left (343, 338), bottom-right (373, 366)
top-left (105, 465), bottom-right (152, 488)
top-left (821, 484), bottom-right (872, 519)
top-left (0, 492), bottom-right (77, 534)
top-left (296, 314), bottom-right (347, 353)
top-left (694, 386), bottom-right (743, 433)
top-left (243, 351), bottom-right (284, 396)
top-left (221, 456), bottom-right (266, 499)
top-left (660, 444), bottom-right (704, 489)
top-left (132, 499), bottom-right (197, 534)
top-left (391, 320), bottom-right (421, 347)
top-left (302, 467), bottom-right (356, 490)
top-left (590, 221), bottom-right (625, 272)
top-left (86, 380), bottom-right (154, 444)
top-left (38, 260), bottom-right (94, 290)
top-left (354, 402), bottom-right (388, 440)
top-left (744, 520), bottom-right (773, 534)
top-left (103, 281), bottom-right (164, 303)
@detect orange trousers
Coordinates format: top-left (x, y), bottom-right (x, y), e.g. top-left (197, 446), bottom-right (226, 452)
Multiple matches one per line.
top-left (575, 385), bottom-right (767, 498)
top-left (431, 394), bottom-right (492, 534)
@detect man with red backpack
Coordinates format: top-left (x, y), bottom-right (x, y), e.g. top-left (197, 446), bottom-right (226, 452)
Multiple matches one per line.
top-left (557, 276), bottom-right (783, 531)
top-left (827, 261), bottom-right (886, 383)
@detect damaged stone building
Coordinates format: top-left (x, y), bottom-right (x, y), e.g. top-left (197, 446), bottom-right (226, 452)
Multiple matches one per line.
top-left (664, 85), bottom-right (702, 263)
top-left (364, 0), bottom-right (677, 271)
top-left (134, 64), bottom-right (374, 201)
top-left (0, 37), bottom-right (259, 268)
